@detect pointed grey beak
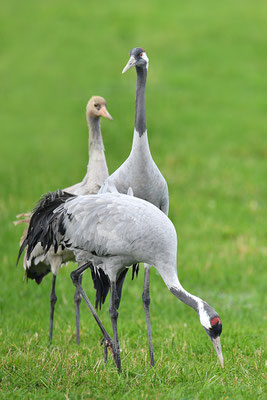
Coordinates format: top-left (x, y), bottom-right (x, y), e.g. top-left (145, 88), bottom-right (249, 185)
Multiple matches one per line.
top-left (122, 55), bottom-right (136, 74)
top-left (211, 336), bottom-right (224, 368)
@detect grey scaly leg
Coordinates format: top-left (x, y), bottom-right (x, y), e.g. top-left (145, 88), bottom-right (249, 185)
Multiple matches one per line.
top-left (70, 263), bottom-right (116, 367)
top-left (142, 265), bottom-right (155, 366)
top-left (49, 274), bottom-right (57, 342)
top-left (109, 280), bottom-right (121, 373)
top-left (101, 269), bottom-right (127, 365)
top-left (74, 274), bottom-right (82, 345)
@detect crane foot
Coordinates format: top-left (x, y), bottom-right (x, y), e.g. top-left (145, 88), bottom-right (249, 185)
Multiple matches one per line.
top-left (100, 334), bottom-right (121, 372)
top-left (101, 335), bottom-right (114, 363)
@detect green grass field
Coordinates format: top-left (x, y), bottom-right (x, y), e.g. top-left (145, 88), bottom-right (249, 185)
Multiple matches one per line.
top-left (0, 0), bottom-right (266, 398)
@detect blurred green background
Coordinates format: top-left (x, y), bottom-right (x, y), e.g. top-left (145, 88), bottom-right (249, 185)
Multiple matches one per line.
top-left (0, 0), bottom-right (266, 399)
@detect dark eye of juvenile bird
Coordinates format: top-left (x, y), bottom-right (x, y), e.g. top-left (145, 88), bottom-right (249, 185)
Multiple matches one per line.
top-left (94, 104), bottom-right (101, 110)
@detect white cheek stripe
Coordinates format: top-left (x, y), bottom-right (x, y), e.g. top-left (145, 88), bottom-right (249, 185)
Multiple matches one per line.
top-left (198, 302), bottom-right (211, 329)
top-left (141, 52), bottom-right (149, 70)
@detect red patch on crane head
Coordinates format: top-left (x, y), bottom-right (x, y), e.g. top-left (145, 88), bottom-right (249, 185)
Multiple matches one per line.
top-left (211, 317), bottom-right (221, 326)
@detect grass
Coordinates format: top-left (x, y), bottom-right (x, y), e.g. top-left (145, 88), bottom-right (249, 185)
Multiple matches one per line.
top-left (0, 0), bottom-right (266, 398)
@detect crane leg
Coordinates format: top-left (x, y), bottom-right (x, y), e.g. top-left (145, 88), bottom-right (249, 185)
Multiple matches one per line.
top-left (49, 274), bottom-right (57, 342)
top-left (74, 274), bottom-right (83, 345)
top-left (142, 264), bottom-right (155, 366)
top-left (70, 263), bottom-right (116, 368)
top-left (109, 280), bottom-right (121, 373)
top-left (100, 269), bottom-right (128, 364)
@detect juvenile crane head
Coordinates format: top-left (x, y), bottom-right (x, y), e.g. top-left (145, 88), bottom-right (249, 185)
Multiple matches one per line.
top-left (198, 302), bottom-right (224, 368)
top-left (86, 96), bottom-right (113, 120)
top-left (122, 47), bottom-right (149, 73)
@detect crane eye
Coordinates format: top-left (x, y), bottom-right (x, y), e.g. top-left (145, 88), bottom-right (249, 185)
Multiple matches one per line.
top-left (94, 103), bottom-right (100, 110)
top-left (139, 53), bottom-right (143, 57)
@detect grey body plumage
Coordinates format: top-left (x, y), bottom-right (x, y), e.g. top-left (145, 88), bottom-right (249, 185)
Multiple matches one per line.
top-left (18, 190), bottom-right (223, 373)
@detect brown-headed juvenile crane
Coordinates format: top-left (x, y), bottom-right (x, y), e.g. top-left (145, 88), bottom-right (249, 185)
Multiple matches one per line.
top-left (15, 96), bottom-right (112, 344)
top-left (18, 189), bottom-right (224, 374)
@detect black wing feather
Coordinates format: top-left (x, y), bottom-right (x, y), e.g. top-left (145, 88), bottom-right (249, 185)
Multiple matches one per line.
top-left (89, 265), bottom-right (110, 310)
top-left (17, 190), bottom-right (76, 265)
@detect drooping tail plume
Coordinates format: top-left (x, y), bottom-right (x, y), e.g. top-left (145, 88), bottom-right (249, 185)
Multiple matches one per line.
top-left (17, 190), bottom-right (76, 265)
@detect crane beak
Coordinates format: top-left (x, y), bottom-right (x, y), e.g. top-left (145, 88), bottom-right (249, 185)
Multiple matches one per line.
top-left (211, 336), bottom-right (224, 368)
top-left (122, 55), bottom-right (136, 74)
top-left (99, 106), bottom-right (113, 120)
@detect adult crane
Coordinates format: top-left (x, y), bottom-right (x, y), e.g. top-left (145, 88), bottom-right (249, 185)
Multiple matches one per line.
top-left (102, 47), bottom-right (169, 366)
top-left (18, 189), bottom-right (224, 374)
top-left (16, 96), bottom-right (112, 344)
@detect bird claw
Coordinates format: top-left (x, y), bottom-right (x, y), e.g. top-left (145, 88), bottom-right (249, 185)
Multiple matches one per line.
top-left (101, 336), bottom-right (115, 365)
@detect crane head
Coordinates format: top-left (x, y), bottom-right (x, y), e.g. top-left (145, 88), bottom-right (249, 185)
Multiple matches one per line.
top-left (122, 47), bottom-right (149, 73)
top-left (86, 96), bottom-right (113, 120)
top-left (198, 303), bottom-right (224, 368)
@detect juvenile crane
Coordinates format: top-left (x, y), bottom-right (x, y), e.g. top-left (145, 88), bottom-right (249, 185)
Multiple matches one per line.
top-left (103, 47), bottom-right (169, 365)
top-left (18, 190), bottom-right (224, 373)
top-left (16, 96), bottom-right (112, 344)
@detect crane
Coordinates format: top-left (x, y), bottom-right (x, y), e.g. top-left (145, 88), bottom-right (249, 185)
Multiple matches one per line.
top-left (15, 96), bottom-right (112, 344)
top-left (18, 189), bottom-right (224, 374)
top-left (102, 47), bottom-right (169, 366)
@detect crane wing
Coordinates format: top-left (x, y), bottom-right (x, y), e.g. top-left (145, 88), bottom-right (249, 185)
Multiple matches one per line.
top-left (17, 190), bottom-right (151, 266)
top-left (62, 193), bottom-right (149, 258)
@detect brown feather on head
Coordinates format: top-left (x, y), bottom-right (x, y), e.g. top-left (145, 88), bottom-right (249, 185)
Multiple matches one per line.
top-left (86, 96), bottom-right (113, 120)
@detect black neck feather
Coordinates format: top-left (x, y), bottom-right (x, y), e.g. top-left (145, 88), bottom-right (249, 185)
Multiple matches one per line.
top-left (170, 287), bottom-right (198, 311)
top-left (135, 66), bottom-right (147, 137)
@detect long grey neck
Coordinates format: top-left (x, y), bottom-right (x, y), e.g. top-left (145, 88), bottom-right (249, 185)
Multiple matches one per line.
top-left (159, 265), bottom-right (200, 313)
top-left (134, 66), bottom-right (147, 137)
top-left (170, 286), bottom-right (199, 312)
top-left (159, 262), bottom-right (213, 328)
top-left (81, 115), bottom-right (107, 184)
top-left (88, 116), bottom-right (105, 159)
top-left (170, 284), bottom-right (215, 330)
